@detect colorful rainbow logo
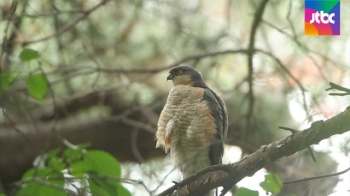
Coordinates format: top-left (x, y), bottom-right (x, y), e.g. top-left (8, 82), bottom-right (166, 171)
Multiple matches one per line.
top-left (305, 0), bottom-right (340, 36)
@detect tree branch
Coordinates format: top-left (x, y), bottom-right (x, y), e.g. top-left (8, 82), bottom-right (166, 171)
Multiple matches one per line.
top-left (21, 0), bottom-right (108, 45)
top-left (157, 107), bottom-right (350, 196)
top-left (245, 0), bottom-right (269, 132)
top-left (326, 82), bottom-right (350, 96)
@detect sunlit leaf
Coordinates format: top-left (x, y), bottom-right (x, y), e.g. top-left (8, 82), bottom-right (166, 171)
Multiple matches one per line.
top-left (64, 148), bottom-right (84, 161)
top-left (0, 73), bottom-right (16, 96)
top-left (27, 74), bottom-right (48, 101)
top-left (260, 173), bottom-right (283, 195)
top-left (21, 167), bottom-right (52, 180)
top-left (83, 150), bottom-right (122, 195)
top-left (90, 175), bottom-right (119, 196)
top-left (88, 178), bottom-right (111, 196)
top-left (19, 48), bottom-right (39, 61)
top-left (84, 150), bottom-right (121, 178)
top-left (48, 156), bottom-right (65, 171)
top-left (235, 187), bottom-right (259, 196)
top-left (16, 180), bottom-right (66, 196)
top-left (70, 161), bottom-right (87, 178)
top-left (19, 168), bottom-right (65, 196)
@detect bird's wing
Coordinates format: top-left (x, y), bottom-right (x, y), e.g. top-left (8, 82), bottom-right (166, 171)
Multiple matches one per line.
top-left (203, 88), bottom-right (228, 165)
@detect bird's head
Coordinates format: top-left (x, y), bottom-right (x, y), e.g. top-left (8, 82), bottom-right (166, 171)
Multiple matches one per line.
top-left (167, 66), bottom-right (207, 88)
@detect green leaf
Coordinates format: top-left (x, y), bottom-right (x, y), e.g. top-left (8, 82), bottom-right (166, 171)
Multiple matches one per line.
top-left (83, 150), bottom-right (122, 195)
top-left (21, 167), bottom-right (53, 180)
top-left (27, 74), bottom-right (48, 101)
top-left (45, 148), bottom-right (66, 171)
top-left (70, 150), bottom-right (130, 195)
top-left (48, 156), bottom-right (65, 171)
top-left (260, 173), bottom-right (283, 195)
top-left (89, 175), bottom-right (119, 196)
top-left (63, 140), bottom-right (85, 163)
top-left (46, 148), bottom-right (61, 159)
top-left (17, 173), bottom-right (65, 196)
top-left (19, 168), bottom-right (65, 196)
top-left (77, 143), bottom-right (91, 149)
top-left (235, 187), bottom-right (259, 196)
top-left (84, 150), bottom-right (121, 178)
top-left (64, 148), bottom-right (84, 160)
top-left (16, 180), bottom-right (65, 196)
top-left (19, 48), bottom-right (39, 61)
top-left (70, 161), bottom-right (87, 178)
top-left (0, 73), bottom-right (16, 96)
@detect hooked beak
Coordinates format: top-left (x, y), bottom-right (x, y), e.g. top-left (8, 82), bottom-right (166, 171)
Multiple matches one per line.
top-left (167, 73), bottom-right (174, 80)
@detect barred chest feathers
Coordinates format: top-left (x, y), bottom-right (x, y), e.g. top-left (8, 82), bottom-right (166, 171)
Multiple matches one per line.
top-left (162, 85), bottom-right (217, 178)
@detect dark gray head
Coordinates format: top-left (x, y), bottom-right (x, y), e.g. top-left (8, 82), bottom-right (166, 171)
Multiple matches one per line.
top-left (167, 65), bottom-right (208, 88)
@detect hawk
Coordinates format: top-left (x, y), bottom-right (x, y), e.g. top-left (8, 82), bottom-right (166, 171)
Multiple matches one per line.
top-left (156, 65), bottom-right (228, 195)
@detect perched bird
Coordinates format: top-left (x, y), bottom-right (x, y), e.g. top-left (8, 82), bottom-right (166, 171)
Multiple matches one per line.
top-left (156, 65), bottom-right (228, 195)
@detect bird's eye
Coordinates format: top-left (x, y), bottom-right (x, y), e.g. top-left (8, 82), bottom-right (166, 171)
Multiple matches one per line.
top-left (176, 70), bottom-right (183, 75)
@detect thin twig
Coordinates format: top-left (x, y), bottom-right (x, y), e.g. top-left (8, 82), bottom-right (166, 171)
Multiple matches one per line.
top-left (326, 82), bottom-right (350, 96)
top-left (93, 49), bottom-right (250, 74)
top-left (2, 9), bottom-right (86, 19)
top-left (16, 177), bottom-right (66, 192)
top-left (284, 166), bottom-right (350, 184)
top-left (0, 0), bottom-right (18, 69)
top-left (131, 128), bottom-right (146, 163)
top-left (21, 0), bottom-right (108, 45)
top-left (120, 118), bottom-right (156, 134)
top-left (278, 126), bottom-right (297, 133)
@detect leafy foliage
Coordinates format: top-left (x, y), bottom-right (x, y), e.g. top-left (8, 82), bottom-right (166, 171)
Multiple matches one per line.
top-left (235, 187), bottom-right (259, 196)
top-left (0, 73), bottom-right (16, 96)
top-left (27, 74), bottom-right (49, 101)
top-left (236, 173), bottom-right (283, 196)
top-left (1, 1), bottom-right (349, 195)
top-left (259, 173), bottom-right (283, 195)
top-left (19, 48), bottom-right (39, 61)
top-left (17, 142), bottom-right (131, 196)
top-left (13, 49), bottom-right (49, 101)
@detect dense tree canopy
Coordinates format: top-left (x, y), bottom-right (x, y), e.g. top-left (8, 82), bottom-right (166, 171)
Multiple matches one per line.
top-left (0, 0), bottom-right (349, 195)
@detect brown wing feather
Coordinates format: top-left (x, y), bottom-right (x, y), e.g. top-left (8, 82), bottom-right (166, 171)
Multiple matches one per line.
top-left (203, 88), bottom-right (228, 165)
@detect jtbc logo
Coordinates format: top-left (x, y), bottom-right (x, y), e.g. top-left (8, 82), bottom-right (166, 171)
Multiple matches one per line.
top-left (310, 11), bottom-right (335, 24)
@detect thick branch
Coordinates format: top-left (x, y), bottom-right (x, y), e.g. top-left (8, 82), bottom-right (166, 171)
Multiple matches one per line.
top-left (0, 115), bottom-right (162, 184)
top-left (158, 107), bottom-right (350, 196)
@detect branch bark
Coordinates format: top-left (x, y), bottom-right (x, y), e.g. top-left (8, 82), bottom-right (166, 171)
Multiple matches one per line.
top-left (0, 113), bottom-right (163, 184)
top-left (158, 107), bottom-right (350, 196)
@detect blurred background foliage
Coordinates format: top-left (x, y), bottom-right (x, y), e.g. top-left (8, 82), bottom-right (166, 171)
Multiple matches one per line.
top-left (0, 0), bottom-right (349, 195)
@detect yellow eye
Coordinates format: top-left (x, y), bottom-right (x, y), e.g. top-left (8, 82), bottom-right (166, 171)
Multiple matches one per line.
top-left (176, 70), bottom-right (183, 75)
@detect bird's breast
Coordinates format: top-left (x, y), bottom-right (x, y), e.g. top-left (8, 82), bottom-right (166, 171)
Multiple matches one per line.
top-left (163, 85), bottom-right (217, 176)
top-left (166, 85), bottom-right (216, 141)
